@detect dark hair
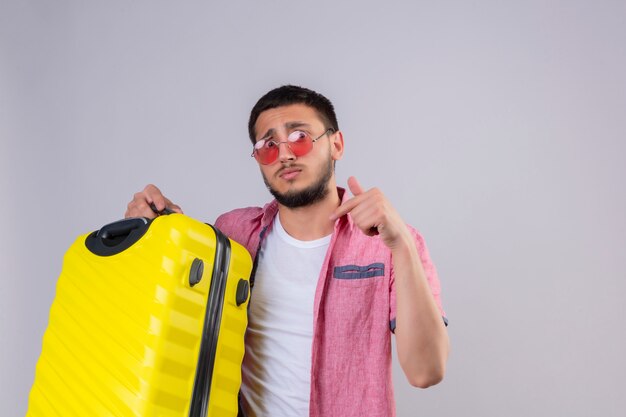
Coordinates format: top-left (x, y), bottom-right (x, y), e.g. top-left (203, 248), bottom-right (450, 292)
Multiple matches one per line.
top-left (248, 85), bottom-right (339, 143)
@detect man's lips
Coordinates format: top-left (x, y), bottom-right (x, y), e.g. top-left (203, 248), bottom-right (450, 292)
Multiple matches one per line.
top-left (278, 167), bottom-right (302, 180)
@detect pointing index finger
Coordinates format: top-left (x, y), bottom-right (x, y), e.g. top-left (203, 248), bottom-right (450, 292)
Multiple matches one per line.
top-left (347, 176), bottom-right (364, 196)
top-left (330, 177), bottom-right (367, 221)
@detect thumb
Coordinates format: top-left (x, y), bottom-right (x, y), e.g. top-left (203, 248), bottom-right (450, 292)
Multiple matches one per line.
top-left (347, 176), bottom-right (365, 196)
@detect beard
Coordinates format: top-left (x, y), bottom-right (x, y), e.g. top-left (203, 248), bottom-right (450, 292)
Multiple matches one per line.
top-left (262, 156), bottom-right (334, 209)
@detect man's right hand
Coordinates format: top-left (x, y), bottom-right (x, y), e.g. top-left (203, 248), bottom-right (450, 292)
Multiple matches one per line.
top-left (125, 184), bottom-right (183, 219)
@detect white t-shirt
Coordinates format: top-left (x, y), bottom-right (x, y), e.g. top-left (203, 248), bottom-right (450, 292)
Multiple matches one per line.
top-left (240, 214), bottom-right (331, 417)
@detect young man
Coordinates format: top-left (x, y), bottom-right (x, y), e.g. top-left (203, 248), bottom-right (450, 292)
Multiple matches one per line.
top-left (125, 85), bottom-right (449, 417)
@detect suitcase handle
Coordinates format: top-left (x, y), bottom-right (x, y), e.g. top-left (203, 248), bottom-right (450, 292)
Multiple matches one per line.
top-left (97, 218), bottom-right (149, 240)
top-left (150, 203), bottom-right (175, 216)
top-left (85, 218), bottom-right (151, 256)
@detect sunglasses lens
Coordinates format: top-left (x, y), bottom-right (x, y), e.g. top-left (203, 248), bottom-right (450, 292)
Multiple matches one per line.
top-left (287, 131), bottom-right (313, 156)
top-left (253, 139), bottom-right (275, 164)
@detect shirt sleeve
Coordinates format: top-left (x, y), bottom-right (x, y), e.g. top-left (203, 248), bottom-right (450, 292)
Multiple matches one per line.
top-left (389, 225), bottom-right (447, 333)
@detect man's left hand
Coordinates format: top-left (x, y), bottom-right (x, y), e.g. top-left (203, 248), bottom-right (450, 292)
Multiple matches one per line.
top-left (330, 176), bottom-right (411, 250)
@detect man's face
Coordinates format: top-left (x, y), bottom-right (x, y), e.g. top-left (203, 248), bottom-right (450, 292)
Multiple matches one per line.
top-left (253, 103), bottom-right (343, 208)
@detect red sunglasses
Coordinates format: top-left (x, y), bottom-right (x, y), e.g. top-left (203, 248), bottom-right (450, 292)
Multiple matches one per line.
top-left (251, 128), bottom-right (334, 165)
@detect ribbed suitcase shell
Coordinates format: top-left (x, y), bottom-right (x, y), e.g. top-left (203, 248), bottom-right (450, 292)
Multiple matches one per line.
top-left (27, 214), bottom-right (252, 416)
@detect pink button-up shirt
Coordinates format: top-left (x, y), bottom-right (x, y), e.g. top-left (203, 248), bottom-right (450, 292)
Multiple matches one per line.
top-left (215, 188), bottom-right (446, 417)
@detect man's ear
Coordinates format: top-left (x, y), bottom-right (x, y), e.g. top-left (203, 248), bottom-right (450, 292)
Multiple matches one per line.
top-left (331, 131), bottom-right (344, 161)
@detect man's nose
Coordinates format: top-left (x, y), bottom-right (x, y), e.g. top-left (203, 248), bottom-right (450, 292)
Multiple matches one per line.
top-left (277, 141), bottom-right (296, 163)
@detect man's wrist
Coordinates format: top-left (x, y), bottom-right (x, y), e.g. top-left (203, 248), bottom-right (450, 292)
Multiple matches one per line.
top-left (388, 227), bottom-right (415, 255)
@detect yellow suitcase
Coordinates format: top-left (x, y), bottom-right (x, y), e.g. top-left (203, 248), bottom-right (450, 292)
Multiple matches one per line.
top-left (27, 214), bottom-right (252, 416)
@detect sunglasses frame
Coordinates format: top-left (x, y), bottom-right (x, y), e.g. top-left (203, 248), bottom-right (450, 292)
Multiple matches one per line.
top-left (251, 128), bottom-right (334, 165)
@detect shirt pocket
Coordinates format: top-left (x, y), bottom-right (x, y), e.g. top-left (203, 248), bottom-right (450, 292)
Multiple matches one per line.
top-left (332, 263), bottom-right (385, 287)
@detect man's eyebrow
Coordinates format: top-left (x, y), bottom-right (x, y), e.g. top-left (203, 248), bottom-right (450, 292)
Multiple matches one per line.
top-left (285, 121), bottom-right (311, 130)
top-left (259, 128), bottom-right (275, 140)
top-left (259, 121), bottom-right (312, 140)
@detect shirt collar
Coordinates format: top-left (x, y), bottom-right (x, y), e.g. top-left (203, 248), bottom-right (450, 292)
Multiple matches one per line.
top-left (336, 187), bottom-right (354, 229)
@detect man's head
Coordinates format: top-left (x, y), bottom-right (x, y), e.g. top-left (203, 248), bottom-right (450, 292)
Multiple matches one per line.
top-left (248, 85), bottom-right (339, 144)
top-left (249, 86), bottom-right (344, 208)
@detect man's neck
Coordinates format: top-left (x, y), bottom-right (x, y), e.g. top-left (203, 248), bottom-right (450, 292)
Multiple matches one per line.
top-left (276, 185), bottom-right (341, 241)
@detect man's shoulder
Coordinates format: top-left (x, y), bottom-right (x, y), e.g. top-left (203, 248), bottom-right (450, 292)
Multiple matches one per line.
top-left (211, 207), bottom-right (264, 252)
top-left (216, 206), bottom-right (264, 222)
top-left (214, 206), bottom-right (264, 232)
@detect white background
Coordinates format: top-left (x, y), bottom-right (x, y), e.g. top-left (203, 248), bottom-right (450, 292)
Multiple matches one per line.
top-left (1, 1), bottom-right (625, 416)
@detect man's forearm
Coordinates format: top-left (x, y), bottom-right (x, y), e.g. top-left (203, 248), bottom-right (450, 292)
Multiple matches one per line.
top-left (392, 232), bottom-right (449, 388)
